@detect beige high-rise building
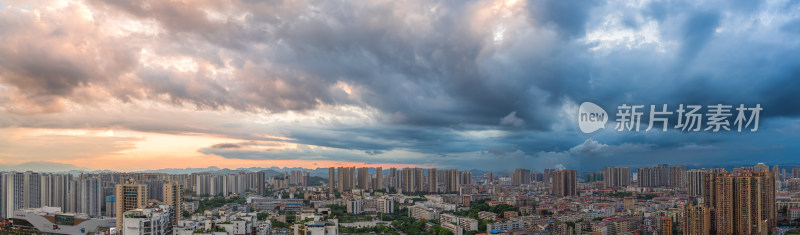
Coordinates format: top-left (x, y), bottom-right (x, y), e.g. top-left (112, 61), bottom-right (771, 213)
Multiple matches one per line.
top-left (703, 171), bottom-right (776, 234)
top-left (637, 164), bottom-right (669, 187)
top-left (328, 167), bottom-right (335, 193)
top-left (753, 163), bottom-right (769, 173)
top-left (357, 167), bottom-right (369, 190)
top-left (623, 197), bottom-right (635, 211)
top-left (510, 169), bottom-right (531, 186)
top-left (116, 180), bottom-right (148, 230)
top-left (682, 204), bottom-right (711, 235)
top-left (443, 169), bottom-right (459, 193)
top-left (459, 171), bottom-right (472, 186)
top-left (337, 167), bottom-right (356, 192)
top-left (414, 168), bottom-right (425, 192)
top-left (375, 167), bottom-right (383, 191)
top-left (163, 181), bottom-right (183, 225)
top-left (659, 217), bottom-right (673, 235)
top-left (686, 169), bottom-right (706, 196)
top-left (401, 168), bottom-right (415, 193)
top-left (552, 169), bottom-right (577, 197)
top-left (427, 168), bottom-right (437, 193)
top-left (603, 167), bottom-right (631, 188)
top-left (669, 165), bottom-right (686, 188)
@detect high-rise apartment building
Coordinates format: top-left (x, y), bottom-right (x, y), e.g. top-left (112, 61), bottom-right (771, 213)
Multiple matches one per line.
top-left (603, 167), bottom-right (631, 188)
top-left (544, 169), bottom-right (555, 184)
top-left (659, 217), bottom-right (673, 235)
top-left (40, 173), bottom-right (71, 209)
top-left (532, 171), bottom-right (544, 182)
top-left (414, 168), bottom-right (425, 192)
top-left (668, 165), bottom-right (686, 188)
top-left (116, 180), bottom-right (148, 230)
top-left (2, 171), bottom-right (41, 218)
top-left (192, 171), bottom-right (264, 196)
top-left (428, 168), bottom-right (437, 193)
top-left (510, 169), bottom-right (531, 186)
top-left (375, 167), bottom-right (383, 191)
top-left (443, 169), bottom-right (459, 193)
top-left (703, 171), bottom-right (776, 234)
top-left (552, 169), bottom-right (577, 197)
top-left (682, 204), bottom-right (711, 235)
top-left (753, 163), bottom-right (769, 173)
top-left (74, 174), bottom-right (102, 217)
top-left (686, 169), bottom-right (706, 196)
top-left (459, 171), bottom-right (472, 186)
top-left (337, 167), bottom-right (356, 192)
top-left (637, 164), bottom-right (669, 187)
top-left (329, 167), bottom-right (335, 193)
top-left (357, 167), bottom-right (369, 190)
top-left (401, 168), bottom-right (414, 193)
top-left (163, 181), bottom-right (183, 225)
top-left (255, 171), bottom-right (266, 195)
top-left (390, 168), bottom-right (400, 189)
top-left (288, 170), bottom-right (308, 186)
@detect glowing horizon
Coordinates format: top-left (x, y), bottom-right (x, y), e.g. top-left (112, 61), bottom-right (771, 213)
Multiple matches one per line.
top-left (1, 0), bottom-right (799, 172)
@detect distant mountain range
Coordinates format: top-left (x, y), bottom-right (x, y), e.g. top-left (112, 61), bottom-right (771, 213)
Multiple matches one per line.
top-left (0, 161), bottom-right (327, 177)
top-left (0, 161), bottom-right (92, 172)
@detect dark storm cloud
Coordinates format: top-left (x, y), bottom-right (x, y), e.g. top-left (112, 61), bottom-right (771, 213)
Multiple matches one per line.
top-left (528, 0), bottom-right (601, 37)
top-left (210, 143), bottom-right (242, 149)
top-left (1, 0), bottom-right (800, 171)
top-left (80, 0), bottom-right (567, 127)
top-left (679, 11), bottom-right (719, 62)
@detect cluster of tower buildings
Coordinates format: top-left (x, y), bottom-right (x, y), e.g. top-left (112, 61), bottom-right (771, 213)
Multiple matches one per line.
top-left (327, 167), bottom-right (479, 194)
top-left (602, 163), bottom-right (779, 234)
top-left (0, 170), bottom-right (266, 233)
top-left (1, 172), bottom-right (106, 218)
top-left (683, 170), bottom-right (776, 234)
top-left (268, 170), bottom-right (310, 189)
top-left (326, 167), bottom-right (581, 198)
top-left (192, 171), bottom-right (265, 196)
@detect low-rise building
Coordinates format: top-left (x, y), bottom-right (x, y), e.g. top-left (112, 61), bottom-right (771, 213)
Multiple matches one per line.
top-left (478, 211), bottom-right (497, 221)
top-left (486, 220), bottom-right (527, 232)
top-left (122, 205), bottom-right (173, 235)
top-left (10, 207), bottom-right (115, 234)
top-left (503, 211), bottom-right (519, 219)
top-left (409, 204), bottom-right (441, 220)
top-left (293, 218), bottom-right (338, 235)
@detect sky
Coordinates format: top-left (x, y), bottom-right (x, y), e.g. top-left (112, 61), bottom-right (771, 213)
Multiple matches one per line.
top-left (0, 0), bottom-right (799, 172)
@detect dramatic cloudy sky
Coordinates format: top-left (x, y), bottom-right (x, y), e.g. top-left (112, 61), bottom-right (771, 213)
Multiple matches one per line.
top-left (0, 0), bottom-right (798, 172)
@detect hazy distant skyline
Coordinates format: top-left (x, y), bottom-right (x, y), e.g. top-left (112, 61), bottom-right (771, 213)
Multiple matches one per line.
top-left (0, 0), bottom-right (799, 171)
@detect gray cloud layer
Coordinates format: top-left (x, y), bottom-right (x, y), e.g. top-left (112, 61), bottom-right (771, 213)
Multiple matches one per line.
top-left (1, 0), bottom-right (799, 171)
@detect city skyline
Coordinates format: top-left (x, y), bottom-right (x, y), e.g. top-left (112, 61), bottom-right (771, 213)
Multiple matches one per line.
top-left (0, 162), bottom-right (793, 234)
top-left (1, 0), bottom-right (799, 172)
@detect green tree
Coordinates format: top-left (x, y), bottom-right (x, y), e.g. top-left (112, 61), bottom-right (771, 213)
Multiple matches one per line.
top-left (272, 220), bottom-right (288, 228)
top-left (490, 204), bottom-right (517, 217)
